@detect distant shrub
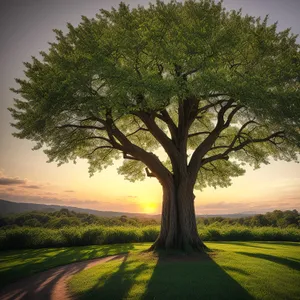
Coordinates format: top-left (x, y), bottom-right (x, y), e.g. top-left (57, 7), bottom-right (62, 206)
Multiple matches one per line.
top-left (0, 225), bottom-right (298, 250)
top-left (142, 226), bottom-right (160, 242)
top-left (60, 227), bottom-right (85, 246)
top-left (81, 227), bottom-right (106, 245)
top-left (103, 227), bottom-right (141, 244)
top-left (0, 227), bottom-right (65, 250)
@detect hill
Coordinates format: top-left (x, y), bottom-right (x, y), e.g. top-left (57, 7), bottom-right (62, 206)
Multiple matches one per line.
top-left (0, 199), bottom-right (159, 219)
top-left (0, 199), bottom-right (258, 219)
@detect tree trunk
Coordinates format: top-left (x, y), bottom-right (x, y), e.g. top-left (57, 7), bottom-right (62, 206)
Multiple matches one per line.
top-left (150, 175), bottom-right (207, 252)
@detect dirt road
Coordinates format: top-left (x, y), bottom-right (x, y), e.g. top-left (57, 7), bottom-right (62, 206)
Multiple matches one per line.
top-left (0, 255), bottom-right (122, 300)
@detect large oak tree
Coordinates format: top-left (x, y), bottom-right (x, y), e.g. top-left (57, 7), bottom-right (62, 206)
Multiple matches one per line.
top-left (9, 0), bottom-right (300, 251)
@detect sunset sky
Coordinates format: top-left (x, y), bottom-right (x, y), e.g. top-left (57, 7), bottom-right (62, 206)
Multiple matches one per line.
top-left (0, 0), bottom-right (299, 215)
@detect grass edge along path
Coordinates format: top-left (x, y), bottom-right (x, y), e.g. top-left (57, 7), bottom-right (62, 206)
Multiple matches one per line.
top-left (0, 243), bottom-right (148, 289)
top-left (68, 242), bottom-right (300, 300)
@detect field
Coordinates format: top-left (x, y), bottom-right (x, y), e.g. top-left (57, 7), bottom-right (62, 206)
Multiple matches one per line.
top-left (68, 242), bottom-right (300, 299)
top-left (1, 210), bottom-right (299, 299)
top-left (1, 242), bottom-right (299, 299)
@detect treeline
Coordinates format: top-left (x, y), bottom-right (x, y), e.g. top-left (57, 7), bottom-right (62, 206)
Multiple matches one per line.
top-left (0, 209), bottom-right (299, 229)
top-left (197, 210), bottom-right (300, 228)
top-left (0, 209), bottom-right (158, 229)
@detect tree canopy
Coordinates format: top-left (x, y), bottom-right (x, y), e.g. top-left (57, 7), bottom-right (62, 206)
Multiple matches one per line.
top-left (10, 0), bottom-right (299, 189)
top-left (8, 0), bottom-right (300, 250)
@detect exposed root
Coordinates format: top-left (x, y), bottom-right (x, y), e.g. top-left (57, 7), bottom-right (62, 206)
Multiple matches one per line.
top-left (148, 235), bottom-right (208, 254)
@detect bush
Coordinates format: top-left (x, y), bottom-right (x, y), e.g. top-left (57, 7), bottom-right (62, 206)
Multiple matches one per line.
top-left (0, 225), bottom-right (299, 250)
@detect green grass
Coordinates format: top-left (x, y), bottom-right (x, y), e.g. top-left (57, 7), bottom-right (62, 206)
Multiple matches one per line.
top-left (0, 243), bottom-right (148, 289)
top-left (69, 242), bottom-right (300, 300)
top-left (1, 242), bottom-right (299, 299)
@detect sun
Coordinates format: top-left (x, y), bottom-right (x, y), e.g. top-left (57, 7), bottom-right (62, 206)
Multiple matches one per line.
top-left (142, 202), bottom-right (158, 214)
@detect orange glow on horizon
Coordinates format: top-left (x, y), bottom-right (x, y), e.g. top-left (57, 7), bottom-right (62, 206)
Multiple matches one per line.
top-left (141, 202), bottom-right (159, 214)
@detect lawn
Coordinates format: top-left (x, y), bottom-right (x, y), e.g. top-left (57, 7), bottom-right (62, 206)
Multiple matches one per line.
top-left (68, 242), bottom-right (300, 300)
top-left (0, 242), bottom-right (299, 299)
top-left (0, 243), bottom-right (148, 289)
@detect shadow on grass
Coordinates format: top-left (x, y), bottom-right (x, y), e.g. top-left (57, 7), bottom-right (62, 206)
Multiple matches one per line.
top-left (74, 251), bottom-right (253, 300)
top-left (218, 241), bottom-right (274, 249)
top-left (236, 251), bottom-right (300, 271)
top-left (0, 244), bottom-right (134, 289)
top-left (141, 251), bottom-right (253, 300)
top-left (262, 241), bottom-right (300, 246)
top-left (222, 265), bottom-right (250, 276)
top-left (0, 258), bottom-right (91, 299)
top-left (80, 254), bottom-right (153, 299)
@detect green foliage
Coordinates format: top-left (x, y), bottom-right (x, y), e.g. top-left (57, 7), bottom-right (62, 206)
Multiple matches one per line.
top-left (0, 226), bottom-right (158, 250)
top-left (1, 209), bottom-right (298, 230)
top-left (0, 224), bottom-right (299, 250)
top-left (0, 209), bottom-right (159, 229)
top-left (9, 0), bottom-right (300, 189)
top-left (197, 209), bottom-right (300, 228)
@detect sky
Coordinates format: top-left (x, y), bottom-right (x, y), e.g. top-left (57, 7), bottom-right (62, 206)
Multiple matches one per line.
top-left (0, 0), bottom-right (299, 215)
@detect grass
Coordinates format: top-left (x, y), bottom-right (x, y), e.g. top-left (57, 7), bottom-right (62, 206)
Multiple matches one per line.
top-left (0, 243), bottom-right (148, 289)
top-left (1, 242), bottom-right (299, 299)
top-left (0, 225), bottom-right (299, 250)
top-left (68, 242), bottom-right (300, 300)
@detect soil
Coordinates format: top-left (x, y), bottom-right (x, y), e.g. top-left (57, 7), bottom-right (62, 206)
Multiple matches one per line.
top-left (0, 255), bottom-right (123, 300)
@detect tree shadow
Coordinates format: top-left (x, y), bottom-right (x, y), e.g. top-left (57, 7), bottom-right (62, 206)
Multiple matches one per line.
top-left (140, 251), bottom-right (254, 300)
top-left (0, 257), bottom-right (101, 299)
top-left (77, 254), bottom-right (153, 300)
top-left (222, 265), bottom-right (250, 276)
top-left (72, 250), bottom-right (253, 300)
top-left (263, 241), bottom-right (300, 246)
top-left (0, 243), bottom-right (134, 289)
top-left (218, 241), bottom-right (274, 249)
top-left (236, 252), bottom-right (300, 272)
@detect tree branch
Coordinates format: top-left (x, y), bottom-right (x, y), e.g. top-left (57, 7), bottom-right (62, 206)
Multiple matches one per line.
top-left (126, 127), bottom-right (149, 138)
top-left (87, 146), bottom-right (114, 156)
top-left (134, 111), bottom-right (180, 166)
top-left (104, 110), bottom-right (172, 181)
top-left (188, 131), bottom-right (211, 138)
top-left (145, 167), bottom-right (156, 178)
top-left (154, 109), bottom-right (178, 143)
top-left (201, 131), bottom-right (285, 166)
top-left (123, 152), bottom-right (140, 161)
top-left (56, 124), bottom-right (105, 131)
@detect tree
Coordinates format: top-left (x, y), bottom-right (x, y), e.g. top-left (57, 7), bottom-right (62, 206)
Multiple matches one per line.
top-left (9, 0), bottom-right (300, 251)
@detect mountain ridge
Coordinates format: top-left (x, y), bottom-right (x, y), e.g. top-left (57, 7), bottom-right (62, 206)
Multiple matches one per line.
top-left (0, 199), bottom-right (257, 218)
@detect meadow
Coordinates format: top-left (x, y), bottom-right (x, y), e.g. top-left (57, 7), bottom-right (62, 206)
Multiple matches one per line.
top-left (0, 209), bottom-right (299, 299)
top-left (0, 242), bottom-right (299, 299)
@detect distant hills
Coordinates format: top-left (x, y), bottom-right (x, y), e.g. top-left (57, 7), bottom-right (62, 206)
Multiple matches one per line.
top-left (0, 199), bottom-right (258, 219)
top-left (0, 199), bottom-right (160, 219)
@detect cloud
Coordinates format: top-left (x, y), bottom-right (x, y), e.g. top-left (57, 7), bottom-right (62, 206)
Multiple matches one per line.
top-left (0, 170), bottom-right (45, 190)
top-left (0, 177), bottom-right (26, 185)
top-left (195, 197), bottom-right (300, 215)
top-left (21, 185), bottom-right (41, 189)
top-left (64, 190), bottom-right (75, 193)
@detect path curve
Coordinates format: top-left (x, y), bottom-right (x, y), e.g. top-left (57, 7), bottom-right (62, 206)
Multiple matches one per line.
top-left (0, 255), bottom-right (124, 300)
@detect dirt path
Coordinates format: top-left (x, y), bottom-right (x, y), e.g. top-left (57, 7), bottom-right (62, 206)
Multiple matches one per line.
top-left (0, 255), bottom-right (123, 300)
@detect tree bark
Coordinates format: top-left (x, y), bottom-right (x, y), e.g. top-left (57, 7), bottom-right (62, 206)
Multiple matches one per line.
top-left (149, 175), bottom-right (207, 252)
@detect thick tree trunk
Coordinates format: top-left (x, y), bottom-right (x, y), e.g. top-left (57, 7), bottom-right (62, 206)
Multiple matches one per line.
top-left (150, 175), bottom-right (207, 252)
